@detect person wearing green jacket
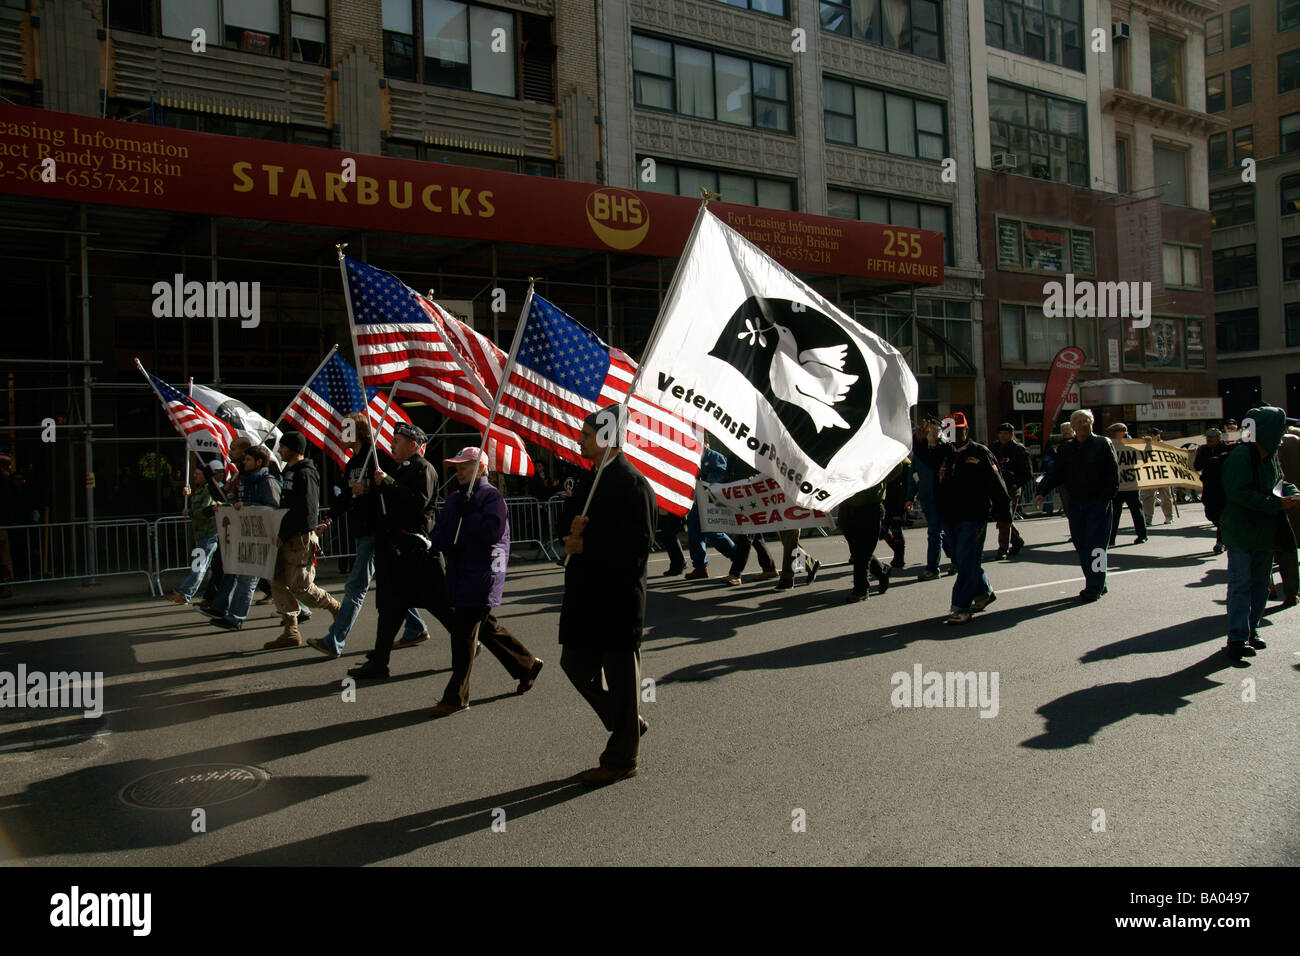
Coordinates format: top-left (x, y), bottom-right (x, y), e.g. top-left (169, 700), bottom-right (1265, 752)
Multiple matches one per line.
top-left (166, 462), bottom-right (219, 605)
top-left (1220, 406), bottom-right (1300, 661)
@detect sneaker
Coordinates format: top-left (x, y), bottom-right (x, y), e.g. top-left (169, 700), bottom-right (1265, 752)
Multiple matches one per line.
top-left (210, 616), bottom-right (241, 631)
top-left (971, 591), bottom-right (997, 612)
top-left (877, 567), bottom-right (890, 594)
top-left (723, 574), bottom-right (742, 586)
top-left (845, 592), bottom-right (868, 603)
top-left (944, 610), bottom-right (973, 625)
top-left (662, 566), bottom-right (685, 577)
top-left (918, 569), bottom-right (939, 581)
top-left (683, 568), bottom-right (709, 580)
top-left (347, 660), bottom-right (390, 680)
top-left (753, 569), bottom-right (779, 582)
top-left (306, 637), bottom-right (341, 659)
top-left (805, 559), bottom-right (821, 586)
top-left (393, 630), bottom-right (430, 650)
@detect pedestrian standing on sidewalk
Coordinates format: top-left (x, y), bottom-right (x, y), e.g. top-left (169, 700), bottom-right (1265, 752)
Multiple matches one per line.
top-left (1219, 406), bottom-right (1300, 661)
top-left (166, 461), bottom-right (219, 605)
top-left (1035, 409), bottom-right (1120, 602)
top-left (993, 424), bottom-right (1031, 560)
top-left (1104, 423), bottom-right (1147, 546)
top-left (917, 412), bottom-right (1011, 624)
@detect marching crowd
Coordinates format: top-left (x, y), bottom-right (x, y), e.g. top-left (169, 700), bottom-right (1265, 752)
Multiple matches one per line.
top-left (162, 403), bottom-right (1300, 785)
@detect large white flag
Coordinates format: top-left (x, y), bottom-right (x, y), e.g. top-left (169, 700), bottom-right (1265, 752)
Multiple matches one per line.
top-left (635, 208), bottom-right (918, 510)
top-left (190, 384), bottom-right (283, 467)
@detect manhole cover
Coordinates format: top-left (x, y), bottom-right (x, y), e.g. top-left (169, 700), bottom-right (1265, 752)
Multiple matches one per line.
top-left (118, 764), bottom-right (269, 809)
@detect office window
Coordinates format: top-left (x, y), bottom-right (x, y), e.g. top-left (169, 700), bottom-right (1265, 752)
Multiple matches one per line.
top-left (1209, 132), bottom-right (1228, 170)
top-left (1230, 6), bottom-right (1251, 46)
top-left (382, 1), bottom-right (528, 97)
top-left (1283, 173), bottom-right (1300, 214)
top-left (999, 302), bottom-right (1097, 367)
top-left (1232, 65), bottom-right (1252, 107)
top-left (1281, 49), bottom-right (1300, 94)
top-left (994, 217), bottom-right (1094, 275)
top-left (823, 77), bottom-right (945, 160)
top-left (1206, 14), bottom-right (1223, 54)
top-left (1286, 303), bottom-right (1300, 346)
top-left (291, 0), bottom-right (327, 64)
top-left (1233, 126), bottom-right (1253, 165)
top-left (222, 0), bottom-right (281, 54)
top-left (987, 81), bottom-right (1088, 186)
top-left (1154, 146), bottom-right (1188, 206)
top-left (1215, 309), bottom-right (1260, 352)
top-left (383, 0), bottom-right (417, 79)
top-left (1285, 237), bottom-right (1300, 281)
top-left (1210, 185), bottom-right (1254, 228)
top-left (639, 158), bottom-right (795, 210)
top-left (1163, 243), bottom-right (1201, 288)
top-left (1116, 138), bottom-right (1129, 194)
top-left (822, 0), bottom-right (945, 62)
top-left (104, 0), bottom-right (152, 33)
top-left (1283, 112), bottom-right (1300, 152)
top-left (917, 299), bottom-right (974, 372)
top-left (633, 34), bottom-right (792, 132)
top-left (1213, 246), bottom-right (1258, 291)
top-left (985, 0), bottom-right (1083, 71)
top-left (1150, 32), bottom-right (1183, 105)
top-left (1286, 0), bottom-right (1300, 32)
top-left (714, 0), bottom-right (788, 13)
top-left (828, 188), bottom-right (953, 264)
top-left (1207, 74), bottom-right (1225, 113)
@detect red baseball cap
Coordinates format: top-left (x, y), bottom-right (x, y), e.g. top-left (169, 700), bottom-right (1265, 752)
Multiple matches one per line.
top-left (947, 412), bottom-right (968, 427)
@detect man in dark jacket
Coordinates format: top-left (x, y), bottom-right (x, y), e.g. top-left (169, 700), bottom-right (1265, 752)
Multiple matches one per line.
top-left (428, 446), bottom-right (541, 716)
top-left (993, 423), bottom-right (1031, 559)
top-left (1035, 409), bottom-right (1120, 601)
top-left (917, 412), bottom-right (1011, 624)
top-left (560, 407), bottom-right (655, 786)
top-left (1194, 428), bottom-right (1231, 554)
top-left (1104, 422), bottom-right (1148, 547)
top-left (265, 432), bottom-right (341, 649)
top-left (1219, 406), bottom-right (1300, 661)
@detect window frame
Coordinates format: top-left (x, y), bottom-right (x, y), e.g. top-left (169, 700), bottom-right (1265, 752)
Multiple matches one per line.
top-left (637, 156), bottom-right (796, 210)
top-left (1285, 302), bottom-right (1300, 347)
top-left (1229, 5), bottom-right (1251, 47)
top-left (1283, 236), bottom-right (1300, 282)
top-left (1282, 0), bottom-right (1300, 33)
top-left (1212, 245), bottom-right (1259, 292)
top-left (1214, 308), bottom-right (1261, 353)
top-left (382, 0), bottom-right (526, 99)
top-left (1280, 48), bottom-right (1300, 95)
top-left (1162, 242), bottom-right (1202, 289)
top-left (998, 300), bottom-right (1100, 369)
top-left (1209, 132), bottom-right (1229, 171)
top-left (1231, 64), bottom-right (1252, 108)
top-left (827, 187), bottom-right (953, 265)
top-left (1282, 112), bottom-right (1300, 153)
top-left (1206, 73), bottom-right (1225, 113)
top-left (821, 0), bottom-right (946, 64)
top-left (1206, 14), bottom-right (1223, 54)
top-left (1149, 30), bottom-right (1185, 106)
top-left (985, 0), bottom-right (1084, 72)
top-left (1282, 172), bottom-right (1300, 215)
top-left (994, 215), bottom-right (1095, 277)
top-left (823, 75), bottom-right (948, 161)
top-left (154, 0), bottom-right (327, 61)
top-left (1232, 125), bottom-right (1254, 165)
top-left (987, 80), bottom-right (1090, 187)
top-left (1210, 184), bottom-right (1255, 228)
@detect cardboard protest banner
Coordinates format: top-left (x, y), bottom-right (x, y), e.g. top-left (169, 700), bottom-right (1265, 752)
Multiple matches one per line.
top-left (215, 505), bottom-right (287, 578)
top-left (696, 476), bottom-right (834, 535)
top-left (1115, 440), bottom-right (1202, 494)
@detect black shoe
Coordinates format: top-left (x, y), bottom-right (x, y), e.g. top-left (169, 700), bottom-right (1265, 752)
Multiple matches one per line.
top-left (971, 590), bottom-right (997, 611)
top-left (889, 558), bottom-right (905, 569)
top-left (662, 566), bottom-right (685, 577)
top-left (993, 551), bottom-right (1007, 561)
top-left (845, 591), bottom-right (868, 603)
top-left (1225, 642), bottom-right (1255, 659)
top-left (877, 567), bottom-right (890, 594)
top-left (298, 608), bottom-right (312, 624)
top-left (210, 616), bottom-right (241, 630)
top-left (198, 605), bottom-right (224, 618)
top-left (1008, 542), bottom-right (1023, 557)
top-left (946, 565), bottom-right (957, 576)
top-left (805, 559), bottom-right (821, 586)
top-left (1134, 536), bottom-right (1148, 544)
top-left (348, 660), bottom-right (390, 679)
top-left (1246, 635), bottom-right (1266, 650)
top-left (639, 716), bottom-right (649, 737)
top-left (1078, 589), bottom-right (1101, 602)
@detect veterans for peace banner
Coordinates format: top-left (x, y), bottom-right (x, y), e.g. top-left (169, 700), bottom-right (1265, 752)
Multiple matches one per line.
top-left (696, 476), bottom-right (835, 535)
top-left (635, 208), bottom-right (918, 511)
top-left (1116, 440), bottom-right (1203, 493)
top-left (215, 505), bottom-right (287, 578)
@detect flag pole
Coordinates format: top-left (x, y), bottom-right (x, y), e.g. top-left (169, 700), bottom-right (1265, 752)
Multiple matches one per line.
top-left (137, 358), bottom-right (228, 501)
top-left (263, 343), bottom-right (340, 446)
top-left (184, 377), bottom-right (194, 488)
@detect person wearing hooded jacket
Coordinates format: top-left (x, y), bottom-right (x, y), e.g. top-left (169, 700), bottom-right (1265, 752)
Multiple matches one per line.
top-left (428, 447), bottom-right (542, 716)
top-left (1219, 406), bottom-right (1300, 661)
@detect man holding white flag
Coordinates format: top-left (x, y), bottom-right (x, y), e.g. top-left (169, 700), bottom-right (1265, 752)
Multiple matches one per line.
top-left (635, 208), bottom-right (918, 510)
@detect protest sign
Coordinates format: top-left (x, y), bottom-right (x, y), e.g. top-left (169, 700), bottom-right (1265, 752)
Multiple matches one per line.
top-left (1115, 440), bottom-right (1202, 494)
top-left (215, 505), bottom-right (287, 578)
top-left (696, 476), bottom-right (834, 534)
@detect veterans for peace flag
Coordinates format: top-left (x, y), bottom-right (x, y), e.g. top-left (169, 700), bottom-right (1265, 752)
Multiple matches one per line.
top-left (635, 208), bottom-right (918, 510)
top-left (136, 361), bottom-right (237, 479)
top-left (490, 290), bottom-right (705, 515)
top-left (189, 382), bottom-right (283, 467)
top-left (339, 254), bottom-right (533, 476)
top-left (281, 350), bottom-right (410, 468)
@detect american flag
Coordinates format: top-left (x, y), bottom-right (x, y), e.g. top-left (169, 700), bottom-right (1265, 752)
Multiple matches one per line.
top-left (138, 364), bottom-right (237, 477)
top-left (341, 256), bottom-right (533, 475)
top-left (490, 293), bottom-right (704, 515)
top-left (283, 352), bottom-right (411, 468)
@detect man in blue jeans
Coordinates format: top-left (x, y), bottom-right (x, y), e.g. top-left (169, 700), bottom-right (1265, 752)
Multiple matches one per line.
top-left (204, 445), bottom-right (281, 630)
top-left (307, 415), bottom-right (427, 658)
top-left (910, 421), bottom-right (949, 580)
top-left (683, 440), bottom-right (736, 580)
top-left (1035, 409), bottom-right (1119, 602)
top-left (1218, 405), bottom-right (1300, 662)
top-left (916, 412), bottom-right (1012, 624)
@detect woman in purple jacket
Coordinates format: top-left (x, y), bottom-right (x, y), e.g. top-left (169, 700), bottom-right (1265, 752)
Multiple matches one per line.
top-left (428, 447), bottom-right (543, 716)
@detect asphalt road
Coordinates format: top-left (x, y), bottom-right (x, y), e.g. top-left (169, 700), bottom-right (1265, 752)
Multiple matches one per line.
top-left (0, 512), bottom-right (1296, 866)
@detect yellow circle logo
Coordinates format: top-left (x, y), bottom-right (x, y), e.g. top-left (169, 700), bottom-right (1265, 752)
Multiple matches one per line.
top-left (586, 188), bottom-right (650, 251)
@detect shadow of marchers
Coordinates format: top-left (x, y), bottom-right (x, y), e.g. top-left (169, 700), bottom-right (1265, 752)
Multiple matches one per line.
top-left (1021, 651), bottom-right (1230, 750)
top-left (211, 775), bottom-right (593, 866)
top-left (1079, 614), bottom-right (1225, 663)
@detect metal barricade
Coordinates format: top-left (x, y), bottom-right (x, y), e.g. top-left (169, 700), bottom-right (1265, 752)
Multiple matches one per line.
top-left (504, 496), bottom-right (554, 561)
top-left (541, 496), bottom-right (571, 561)
top-left (0, 519), bottom-right (155, 593)
top-left (152, 515), bottom-right (195, 595)
top-left (90, 519), bottom-right (156, 593)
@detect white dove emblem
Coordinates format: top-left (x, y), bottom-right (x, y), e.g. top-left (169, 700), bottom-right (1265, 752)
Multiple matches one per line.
top-left (739, 319), bottom-right (858, 431)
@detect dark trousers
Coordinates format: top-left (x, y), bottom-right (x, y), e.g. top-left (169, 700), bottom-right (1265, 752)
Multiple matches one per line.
top-left (1109, 490), bottom-right (1146, 544)
top-left (441, 606), bottom-right (536, 707)
top-left (371, 550), bottom-right (457, 669)
top-left (842, 504), bottom-right (888, 595)
top-left (996, 487), bottom-right (1025, 553)
top-left (1069, 498), bottom-right (1112, 594)
top-left (202, 549), bottom-right (224, 602)
top-left (561, 644), bottom-right (641, 770)
top-left (729, 534), bottom-right (776, 576)
top-left (883, 510), bottom-right (906, 564)
top-left (657, 512), bottom-right (685, 572)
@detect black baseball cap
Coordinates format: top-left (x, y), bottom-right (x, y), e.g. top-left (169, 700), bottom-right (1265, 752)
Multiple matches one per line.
top-left (997, 422), bottom-right (1015, 433)
top-left (393, 422), bottom-right (428, 444)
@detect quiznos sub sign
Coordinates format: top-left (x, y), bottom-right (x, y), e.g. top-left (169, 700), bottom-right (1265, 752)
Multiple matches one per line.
top-left (697, 477), bottom-right (834, 534)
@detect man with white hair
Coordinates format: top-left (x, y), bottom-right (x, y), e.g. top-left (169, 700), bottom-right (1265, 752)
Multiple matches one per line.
top-left (1035, 410), bottom-right (1120, 601)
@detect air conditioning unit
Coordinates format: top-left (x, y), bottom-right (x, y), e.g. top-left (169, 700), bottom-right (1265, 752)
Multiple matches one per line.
top-left (991, 152), bottom-right (1018, 172)
top-left (1113, 22), bottom-right (1130, 41)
